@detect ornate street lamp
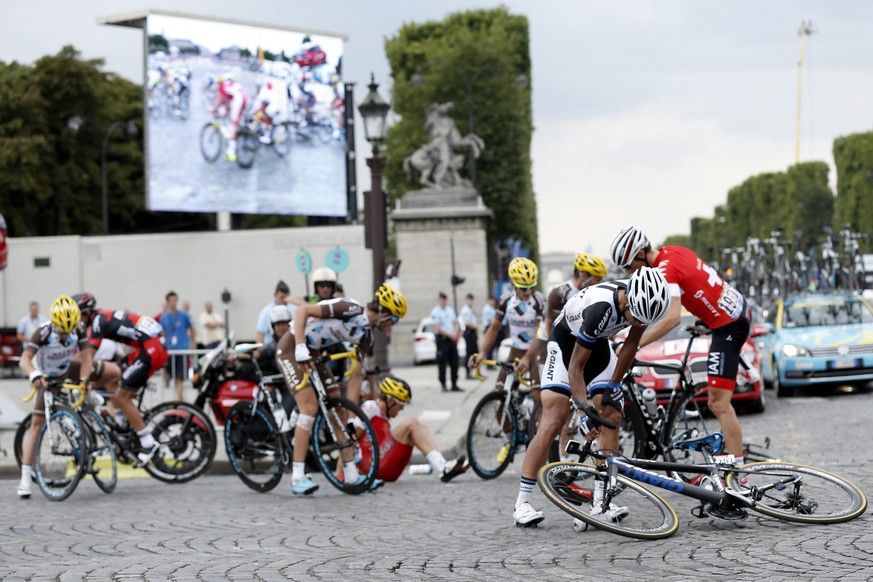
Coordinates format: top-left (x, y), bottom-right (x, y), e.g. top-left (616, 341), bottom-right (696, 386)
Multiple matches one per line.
top-left (358, 74), bottom-right (391, 372)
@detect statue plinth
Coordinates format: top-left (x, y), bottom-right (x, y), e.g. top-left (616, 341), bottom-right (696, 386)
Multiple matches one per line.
top-left (393, 187), bottom-right (492, 221)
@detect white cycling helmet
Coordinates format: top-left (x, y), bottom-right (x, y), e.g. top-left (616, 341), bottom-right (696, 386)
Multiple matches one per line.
top-left (627, 266), bottom-right (670, 325)
top-left (610, 225), bottom-right (650, 268)
top-left (311, 267), bottom-right (338, 284)
top-left (269, 304), bottom-right (293, 325)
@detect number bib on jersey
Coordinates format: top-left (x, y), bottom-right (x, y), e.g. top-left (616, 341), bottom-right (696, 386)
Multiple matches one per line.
top-left (717, 286), bottom-right (743, 320)
top-left (135, 316), bottom-right (163, 338)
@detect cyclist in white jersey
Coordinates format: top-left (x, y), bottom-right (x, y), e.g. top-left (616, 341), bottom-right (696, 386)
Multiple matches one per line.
top-left (512, 267), bottom-right (670, 527)
top-left (275, 284), bottom-right (407, 496)
top-left (16, 296), bottom-right (93, 499)
top-left (470, 257), bottom-right (545, 396)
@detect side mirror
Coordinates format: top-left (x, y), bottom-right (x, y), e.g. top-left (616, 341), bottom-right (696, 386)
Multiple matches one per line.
top-left (750, 323), bottom-right (773, 338)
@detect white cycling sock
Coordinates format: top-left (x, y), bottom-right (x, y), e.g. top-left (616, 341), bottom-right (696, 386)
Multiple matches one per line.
top-left (343, 461), bottom-right (359, 483)
top-left (427, 450), bottom-right (447, 473)
top-left (516, 477), bottom-right (537, 509)
top-left (137, 428), bottom-right (155, 449)
top-left (291, 461), bottom-right (305, 483)
top-left (20, 464), bottom-right (32, 484)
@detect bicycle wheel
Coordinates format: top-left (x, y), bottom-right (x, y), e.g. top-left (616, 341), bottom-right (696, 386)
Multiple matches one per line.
top-left (726, 461), bottom-right (867, 524)
top-left (311, 397), bottom-right (379, 495)
top-left (235, 129), bottom-right (258, 169)
top-left (80, 409), bottom-right (117, 494)
top-left (224, 401), bottom-right (284, 493)
top-left (538, 461), bottom-right (679, 540)
top-left (270, 122), bottom-right (292, 157)
top-left (33, 405), bottom-right (86, 501)
top-left (661, 382), bottom-right (719, 473)
top-left (13, 413), bottom-right (32, 470)
top-left (200, 122), bottom-right (222, 162)
top-left (142, 402), bottom-right (216, 484)
top-left (467, 391), bottom-right (518, 479)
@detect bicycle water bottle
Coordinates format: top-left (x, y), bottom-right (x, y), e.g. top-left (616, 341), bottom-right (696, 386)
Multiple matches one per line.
top-left (288, 409), bottom-right (299, 430)
top-left (642, 388), bottom-right (658, 418)
top-left (521, 396), bottom-right (534, 419)
top-left (270, 399), bottom-right (290, 433)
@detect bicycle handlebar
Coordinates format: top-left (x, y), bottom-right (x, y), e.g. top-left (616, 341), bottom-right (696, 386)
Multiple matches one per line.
top-left (570, 398), bottom-right (617, 430)
top-left (23, 381), bottom-right (88, 408)
top-left (471, 358), bottom-right (532, 387)
top-left (292, 349), bottom-right (359, 392)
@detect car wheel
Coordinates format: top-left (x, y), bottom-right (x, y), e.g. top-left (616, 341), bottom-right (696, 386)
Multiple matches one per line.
top-left (773, 359), bottom-right (793, 398)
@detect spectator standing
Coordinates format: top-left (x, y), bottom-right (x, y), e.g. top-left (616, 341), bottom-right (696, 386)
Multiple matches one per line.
top-left (198, 300), bottom-right (225, 349)
top-left (255, 280), bottom-right (305, 346)
top-left (459, 294), bottom-right (479, 379)
top-left (429, 292), bottom-right (462, 392)
top-left (160, 291), bottom-right (195, 401)
top-left (480, 296), bottom-right (504, 365)
top-left (16, 302), bottom-right (47, 346)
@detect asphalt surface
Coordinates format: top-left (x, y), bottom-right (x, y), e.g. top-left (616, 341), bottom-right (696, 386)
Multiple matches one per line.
top-left (1, 369), bottom-right (872, 580)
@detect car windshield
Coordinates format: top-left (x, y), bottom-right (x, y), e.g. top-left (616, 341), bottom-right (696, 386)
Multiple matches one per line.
top-left (782, 299), bottom-right (873, 328)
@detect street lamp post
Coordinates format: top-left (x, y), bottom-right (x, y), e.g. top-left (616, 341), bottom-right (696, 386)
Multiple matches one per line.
top-left (101, 120), bottom-right (138, 235)
top-left (411, 61), bottom-right (527, 188)
top-left (358, 74), bottom-right (391, 373)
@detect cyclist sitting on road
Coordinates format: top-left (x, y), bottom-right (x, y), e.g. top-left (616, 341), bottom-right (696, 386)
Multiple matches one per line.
top-left (539, 252), bottom-right (607, 460)
top-left (207, 73), bottom-right (248, 161)
top-left (512, 267), bottom-right (670, 528)
top-left (16, 295), bottom-right (94, 499)
top-left (470, 257), bottom-right (546, 400)
top-left (356, 375), bottom-right (469, 483)
top-left (74, 293), bottom-right (169, 467)
top-left (275, 283), bottom-right (407, 495)
top-left (611, 225), bottom-right (752, 465)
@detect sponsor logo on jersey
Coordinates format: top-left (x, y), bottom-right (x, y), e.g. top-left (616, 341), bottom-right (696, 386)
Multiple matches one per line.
top-left (116, 326), bottom-right (139, 340)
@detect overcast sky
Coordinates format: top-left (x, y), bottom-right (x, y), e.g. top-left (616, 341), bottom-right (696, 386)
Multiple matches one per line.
top-left (3, 1), bottom-right (873, 258)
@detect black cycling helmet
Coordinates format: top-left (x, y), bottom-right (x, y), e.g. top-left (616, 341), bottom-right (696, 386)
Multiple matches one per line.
top-left (72, 293), bottom-right (97, 313)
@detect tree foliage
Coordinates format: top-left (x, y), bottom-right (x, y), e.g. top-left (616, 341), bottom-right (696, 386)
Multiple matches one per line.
top-left (833, 131), bottom-right (873, 238)
top-left (383, 8), bottom-right (538, 258)
top-left (678, 161), bottom-right (834, 261)
top-left (0, 46), bottom-right (213, 237)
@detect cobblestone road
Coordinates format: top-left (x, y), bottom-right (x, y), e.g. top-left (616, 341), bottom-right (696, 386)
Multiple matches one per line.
top-left (2, 389), bottom-right (872, 581)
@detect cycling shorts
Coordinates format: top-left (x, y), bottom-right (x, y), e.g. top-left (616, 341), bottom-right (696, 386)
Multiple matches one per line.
top-left (707, 312), bottom-right (750, 391)
top-left (541, 337), bottom-right (614, 397)
top-left (357, 416), bottom-right (413, 482)
top-left (120, 336), bottom-right (168, 392)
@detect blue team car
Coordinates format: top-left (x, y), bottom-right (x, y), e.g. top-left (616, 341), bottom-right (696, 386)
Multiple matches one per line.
top-left (757, 293), bottom-right (873, 397)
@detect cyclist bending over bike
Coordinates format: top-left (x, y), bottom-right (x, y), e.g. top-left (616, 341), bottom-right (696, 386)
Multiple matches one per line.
top-left (74, 293), bottom-right (169, 466)
top-left (207, 73), bottom-right (247, 161)
top-left (611, 225), bottom-right (751, 464)
top-left (275, 283), bottom-right (408, 495)
top-left (357, 375), bottom-right (469, 483)
top-left (512, 268), bottom-right (670, 527)
top-left (470, 257), bottom-right (545, 399)
top-left (16, 295), bottom-right (94, 499)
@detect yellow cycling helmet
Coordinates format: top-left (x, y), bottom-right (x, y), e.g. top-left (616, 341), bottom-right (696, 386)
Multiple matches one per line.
top-left (574, 252), bottom-right (607, 279)
top-left (379, 375), bottom-right (412, 404)
top-left (508, 257), bottom-right (538, 288)
top-left (375, 283), bottom-right (408, 319)
top-left (50, 295), bottom-right (81, 333)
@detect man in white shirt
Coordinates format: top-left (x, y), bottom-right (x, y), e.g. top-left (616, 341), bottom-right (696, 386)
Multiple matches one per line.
top-left (198, 300), bottom-right (225, 349)
top-left (16, 301), bottom-right (47, 347)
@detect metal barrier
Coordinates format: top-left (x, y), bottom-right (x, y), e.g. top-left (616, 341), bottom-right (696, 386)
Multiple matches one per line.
top-left (137, 347), bottom-right (211, 410)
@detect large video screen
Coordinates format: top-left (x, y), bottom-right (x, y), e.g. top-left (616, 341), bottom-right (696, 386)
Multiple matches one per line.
top-left (145, 14), bottom-right (347, 216)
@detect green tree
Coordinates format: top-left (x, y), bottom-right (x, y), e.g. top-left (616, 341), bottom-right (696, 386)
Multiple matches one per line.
top-left (0, 46), bottom-right (212, 237)
top-left (383, 7), bottom-right (537, 258)
top-left (833, 132), bottom-right (873, 242)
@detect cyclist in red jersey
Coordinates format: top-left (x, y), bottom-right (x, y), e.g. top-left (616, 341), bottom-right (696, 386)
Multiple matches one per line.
top-left (610, 226), bottom-right (751, 462)
top-left (73, 293), bottom-right (169, 466)
top-left (357, 376), bottom-right (468, 483)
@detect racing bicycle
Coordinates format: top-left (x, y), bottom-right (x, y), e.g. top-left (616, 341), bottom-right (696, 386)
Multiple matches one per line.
top-left (224, 346), bottom-right (381, 495)
top-left (538, 416), bottom-right (867, 540)
top-left (466, 359), bottom-right (536, 479)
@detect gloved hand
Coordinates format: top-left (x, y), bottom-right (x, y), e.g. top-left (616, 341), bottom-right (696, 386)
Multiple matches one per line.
top-left (294, 343), bottom-right (311, 362)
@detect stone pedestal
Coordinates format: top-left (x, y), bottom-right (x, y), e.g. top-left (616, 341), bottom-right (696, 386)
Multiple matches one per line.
top-left (390, 188), bottom-right (493, 360)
